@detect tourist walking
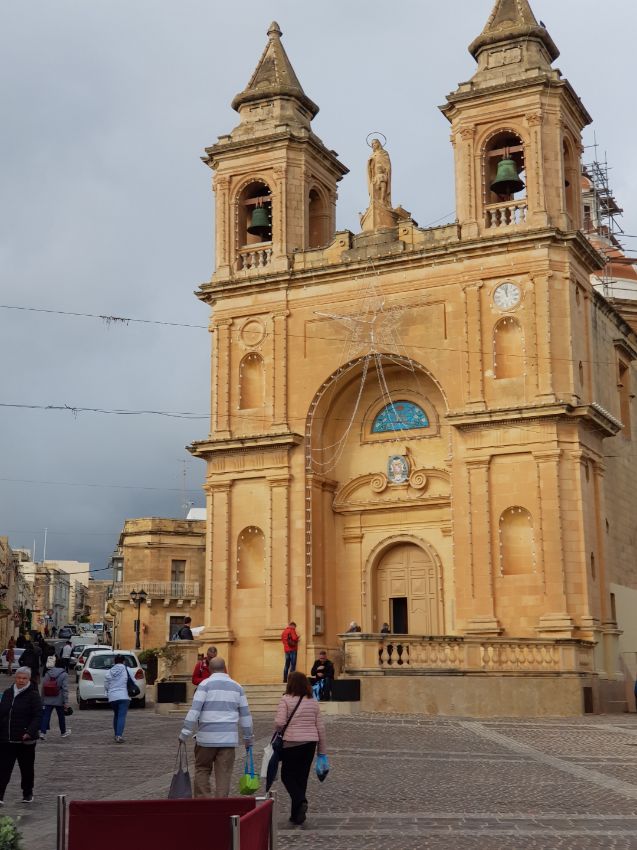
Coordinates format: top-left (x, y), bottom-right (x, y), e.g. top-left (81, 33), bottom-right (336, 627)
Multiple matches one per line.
top-left (104, 655), bottom-right (133, 743)
top-left (179, 657), bottom-right (254, 798)
top-left (192, 645), bottom-right (217, 686)
top-left (40, 658), bottom-right (71, 740)
top-left (175, 617), bottom-right (194, 640)
top-left (60, 641), bottom-right (73, 671)
top-left (281, 621), bottom-right (300, 683)
top-left (0, 666), bottom-right (42, 804)
top-left (5, 637), bottom-right (15, 675)
top-left (273, 671), bottom-right (327, 825)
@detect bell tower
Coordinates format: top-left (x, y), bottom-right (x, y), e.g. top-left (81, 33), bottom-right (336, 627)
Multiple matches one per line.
top-left (204, 22), bottom-right (348, 280)
top-left (441, 0), bottom-right (591, 238)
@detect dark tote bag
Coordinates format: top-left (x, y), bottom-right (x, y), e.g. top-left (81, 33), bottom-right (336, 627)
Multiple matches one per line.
top-left (168, 741), bottom-right (193, 799)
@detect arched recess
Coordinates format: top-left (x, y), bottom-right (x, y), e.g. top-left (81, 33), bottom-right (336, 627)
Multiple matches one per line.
top-left (239, 352), bottom-right (265, 409)
top-left (236, 179), bottom-right (272, 248)
top-left (308, 186), bottom-right (329, 249)
top-left (493, 316), bottom-right (524, 378)
top-left (367, 536), bottom-right (444, 635)
top-left (304, 355), bottom-right (449, 591)
top-left (498, 507), bottom-right (535, 575)
top-left (237, 526), bottom-right (265, 589)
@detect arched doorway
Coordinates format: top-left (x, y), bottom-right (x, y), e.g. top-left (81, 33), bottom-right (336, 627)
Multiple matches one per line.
top-left (375, 543), bottom-right (443, 634)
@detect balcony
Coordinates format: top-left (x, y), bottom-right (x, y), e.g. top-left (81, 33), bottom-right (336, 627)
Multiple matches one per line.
top-left (236, 244), bottom-right (273, 272)
top-left (485, 199), bottom-right (527, 229)
top-left (340, 634), bottom-right (594, 676)
top-left (112, 581), bottom-right (200, 607)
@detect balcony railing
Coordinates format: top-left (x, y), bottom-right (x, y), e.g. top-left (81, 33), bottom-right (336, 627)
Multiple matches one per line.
top-left (341, 634), bottom-right (594, 676)
top-left (112, 581), bottom-right (200, 601)
top-left (485, 199), bottom-right (528, 229)
top-left (236, 244), bottom-right (273, 272)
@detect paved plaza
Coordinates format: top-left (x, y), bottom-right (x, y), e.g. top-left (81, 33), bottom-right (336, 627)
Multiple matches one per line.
top-left (4, 700), bottom-right (637, 849)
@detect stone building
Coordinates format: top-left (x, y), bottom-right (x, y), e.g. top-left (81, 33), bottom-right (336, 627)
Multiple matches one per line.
top-left (188, 0), bottom-right (637, 714)
top-left (111, 517), bottom-right (206, 651)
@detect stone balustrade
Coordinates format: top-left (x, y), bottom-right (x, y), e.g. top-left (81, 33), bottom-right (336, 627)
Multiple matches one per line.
top-left (112, 581), bottom-right (200, 601)
top-left (236, 244), bottom-right (273, 271)
top-left (485, 199), bottom-right (528, 228)
top-left (341, 634), bottom-right (594, 675)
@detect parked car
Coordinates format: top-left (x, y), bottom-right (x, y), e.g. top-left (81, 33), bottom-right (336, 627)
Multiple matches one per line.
top-left (0, 648), bottom-right (24, 674)
top-left (57, 626), bottom-right (75, 639)
top-left (76, 650), bottom-right (146, 710)
top-left (74, 645), bottom-right (111, 681)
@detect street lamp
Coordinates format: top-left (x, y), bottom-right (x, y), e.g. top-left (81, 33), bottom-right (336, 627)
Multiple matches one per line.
top-left (129, 589), bottom-right (147, 650)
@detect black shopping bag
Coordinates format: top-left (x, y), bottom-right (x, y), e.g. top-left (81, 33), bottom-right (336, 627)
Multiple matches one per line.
top-left (168, 741), bottom-right (193, 799)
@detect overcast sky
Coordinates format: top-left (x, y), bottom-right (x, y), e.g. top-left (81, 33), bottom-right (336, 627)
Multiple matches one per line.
top-left (2, 0), bottom-right (636, 578)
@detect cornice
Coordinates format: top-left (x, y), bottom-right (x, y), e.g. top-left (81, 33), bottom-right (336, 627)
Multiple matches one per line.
top-left (188, 432), bottom-right (304, 458)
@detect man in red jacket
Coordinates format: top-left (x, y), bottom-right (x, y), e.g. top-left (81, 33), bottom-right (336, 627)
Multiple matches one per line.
top-left (281, 622), bottom-right (300, 683)
top-left (192, 646), bottom-right (218, 687)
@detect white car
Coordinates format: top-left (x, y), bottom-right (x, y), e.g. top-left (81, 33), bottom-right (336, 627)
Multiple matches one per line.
top-left (74, 645), bottom-right (111, 681)
top-left (76, 650), bottom-right (146, 710)
top-left (0, 648), bottom-right (24, 674)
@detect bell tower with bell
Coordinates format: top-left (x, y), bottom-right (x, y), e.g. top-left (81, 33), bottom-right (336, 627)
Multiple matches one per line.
top-left (204, 22), bottom-right (348, 280)
top-left (441, 0), bottom-right (590, 239)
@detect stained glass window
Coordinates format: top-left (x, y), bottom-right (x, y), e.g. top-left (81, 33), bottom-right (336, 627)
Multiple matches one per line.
top-left (371, 401), bottom-right (429, 433)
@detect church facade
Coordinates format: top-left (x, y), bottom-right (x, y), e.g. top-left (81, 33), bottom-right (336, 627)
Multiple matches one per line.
top-left (189, 0), bottom-right (637, 715)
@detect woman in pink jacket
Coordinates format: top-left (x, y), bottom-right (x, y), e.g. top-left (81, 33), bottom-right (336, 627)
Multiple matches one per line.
top-left (274, 671), bottom-right (327, 825)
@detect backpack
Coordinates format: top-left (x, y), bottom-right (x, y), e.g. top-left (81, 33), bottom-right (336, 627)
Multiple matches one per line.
top-left (43, 672), bottom-right (60, 697)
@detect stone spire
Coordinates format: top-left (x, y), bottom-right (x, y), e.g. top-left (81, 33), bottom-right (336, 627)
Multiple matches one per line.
top-left (469, 0), bottom-right (559, 63)
top-left (231, 22), bottom-right (319, 118)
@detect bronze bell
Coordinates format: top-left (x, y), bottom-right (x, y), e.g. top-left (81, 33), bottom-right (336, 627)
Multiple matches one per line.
top-left (490, 157), bottom-right (525, 196)
top-left (247, 201), bottom-right (271, 239)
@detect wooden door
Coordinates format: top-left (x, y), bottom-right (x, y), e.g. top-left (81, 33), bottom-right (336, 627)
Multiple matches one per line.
top-left (376, 543), bottom-right (441, 634)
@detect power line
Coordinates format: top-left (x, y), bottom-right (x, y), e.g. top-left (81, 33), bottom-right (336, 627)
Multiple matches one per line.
top-left (0, 304), bottom-right (207, 330)
top-left (0, 476), bottom-right (202, 493)
top-left (0, 403), bottom-right (208, 419)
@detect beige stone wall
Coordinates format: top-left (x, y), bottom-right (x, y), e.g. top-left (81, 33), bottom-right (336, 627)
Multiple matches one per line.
top-left (114, 518), bottom-right (206, 652)
top-left (359, 674), bottom-right (593, 718)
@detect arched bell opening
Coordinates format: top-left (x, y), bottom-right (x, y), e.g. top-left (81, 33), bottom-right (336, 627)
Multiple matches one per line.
top-left (308, 187), bottom-right (329, 249)
top-left (483, 130), bottom-right (527, 228)
top-left (237, 180), bottom-right (272, 247)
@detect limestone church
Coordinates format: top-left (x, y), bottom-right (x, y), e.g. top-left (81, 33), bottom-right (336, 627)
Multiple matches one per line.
top-left (189, 0), bottom-right (637, 715)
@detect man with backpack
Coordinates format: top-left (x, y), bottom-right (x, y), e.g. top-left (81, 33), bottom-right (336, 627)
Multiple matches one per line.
top-left (281, 621), bottom-right (300, 683)
top-left (40, 657), bottom-right (71, 740)
top-left (175, 617), bottom-right (194, 641)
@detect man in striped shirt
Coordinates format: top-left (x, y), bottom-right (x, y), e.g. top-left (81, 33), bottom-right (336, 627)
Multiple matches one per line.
top-left (179, 657), bottom-right (254, 797)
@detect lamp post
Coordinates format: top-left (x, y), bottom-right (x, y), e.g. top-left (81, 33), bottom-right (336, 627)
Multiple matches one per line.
top-left (129, 589), bottom-right (147, 650)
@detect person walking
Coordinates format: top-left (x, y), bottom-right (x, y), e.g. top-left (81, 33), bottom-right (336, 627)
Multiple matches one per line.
top-left (0, 666), bottom-right (42, 804)
top-left (19, 641), bottom-right (41, 685)
top-left (281, 621), bottom-right (300, 683)
top-left (5, 637), bottom-right (15, 676)
top-left (40, 658), bottom-right (71, 740)
top-left (104, 655), bottom-right (133, 743)
top-left (192, 646), bottom-right (217, 686)
top-left (60, 641), bottom-right (73, 672)
top-left (274, 671), bottom-right (327, 825)
top-left (179, 657), bottom-right (253, 798)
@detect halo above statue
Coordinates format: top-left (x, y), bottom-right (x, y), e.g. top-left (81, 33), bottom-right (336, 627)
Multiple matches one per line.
top-left (366, 132), bottom-right (387, 148)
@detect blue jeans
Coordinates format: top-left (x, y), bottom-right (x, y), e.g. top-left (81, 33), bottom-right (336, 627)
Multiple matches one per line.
top-left (283, 651), bottom-right (297, 683)
top-left (41, 704), bottom-right (66, 735)
top-left (110, 699), bottom-right (129, 737)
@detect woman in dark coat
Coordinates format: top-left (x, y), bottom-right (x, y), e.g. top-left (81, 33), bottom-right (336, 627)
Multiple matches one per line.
top-left (0, 666), bottom-right (42, 804)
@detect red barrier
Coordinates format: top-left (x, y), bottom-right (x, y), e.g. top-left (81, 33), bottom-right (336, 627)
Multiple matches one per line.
top-left (67, 798), bottom-right (256, 850)
top-left (239, 799), bottom-right (274, 850)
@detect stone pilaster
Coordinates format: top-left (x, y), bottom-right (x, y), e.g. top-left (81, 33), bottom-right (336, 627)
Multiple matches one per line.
top-left (214, 319), bottom-right (233, 437)
top-left (464, 458), bottom-right (501, 635)
top-left (532, 274), bottom-right (555, 401)
top-left (272, 310), bottom-right (289, 430)
top-left (462, 281), bottom-right (486, 409)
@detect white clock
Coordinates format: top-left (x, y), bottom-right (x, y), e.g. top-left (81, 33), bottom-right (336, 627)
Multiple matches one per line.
top-left (493, 282), bottom-right (521, 310)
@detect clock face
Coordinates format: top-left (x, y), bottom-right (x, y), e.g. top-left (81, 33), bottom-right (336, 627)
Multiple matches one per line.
top-left (493, 282), bottom-right (521, 310)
